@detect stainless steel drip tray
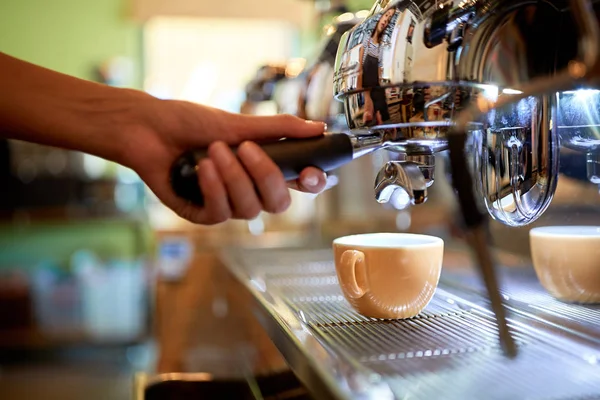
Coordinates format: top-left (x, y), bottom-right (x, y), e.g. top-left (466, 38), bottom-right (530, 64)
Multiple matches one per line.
top-left (441, 265), bottom-right (600, 344)
top-left (220, 248), bottom-right (600, 400)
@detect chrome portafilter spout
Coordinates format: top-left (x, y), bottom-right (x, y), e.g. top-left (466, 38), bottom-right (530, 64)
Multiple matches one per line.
top-left (374, 155), bottom-right (435, 210)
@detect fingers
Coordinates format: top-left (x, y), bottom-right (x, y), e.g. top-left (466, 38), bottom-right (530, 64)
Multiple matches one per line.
top-left (237, 141), bottom-right (291, 213)
top-left (230, 113), bottom-right (326, 141)
top-left (167, 154), bottom-right (329, 225)
top-left (288, 167), bottom-right (328, 194)
top-left (178, 140), bottom-right (331, 224)
top-left (196, 140), bottom-right (306, 220)
top-left (208, 142), bottom-right (262, 219)
top-left (196, 159), bottom-right (231, 224)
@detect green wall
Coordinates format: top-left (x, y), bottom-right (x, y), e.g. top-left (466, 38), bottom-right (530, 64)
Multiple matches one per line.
top-left (0, 0), bottom-right (147, 269)
top-left (0, 0), bottom-right (374, 90)
top-left (347, 0), bottom-right (377, 10)
top-left (0, 0), bottom-right (143, 88)
top-left (0, 219), bottom-right (152, 269)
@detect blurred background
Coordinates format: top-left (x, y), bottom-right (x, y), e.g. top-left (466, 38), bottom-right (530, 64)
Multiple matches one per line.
top-left (1, 0), bottom-right (599, 399)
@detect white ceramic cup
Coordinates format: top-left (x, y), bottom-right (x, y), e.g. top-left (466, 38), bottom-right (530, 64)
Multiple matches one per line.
top-left (530, 226), bottom-right (600, 303)
top-left (333, 232), bottom-right (444, 319)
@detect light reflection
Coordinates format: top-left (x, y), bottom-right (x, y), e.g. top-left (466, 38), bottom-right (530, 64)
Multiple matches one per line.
top-left (285, 58), bottom-right (307, 78)
top-left (563, 89), bottom-right (600, 97)
top-left (493, 193), bottom-right (517, 212)
top-left (337, 12), bottom-right (356, 22)
top-left (248, 216), bottom-right (265, 235)
top-left (481, 84), bottom-right (499, 101)
top-left (390, 189), bottom-right (411, 210)
top-left (356, 10), bottom-right (371, 19)
top-left (83, 154), bottom-right (107, 179)
top-left (250, 278), bottom-right (267, 293)
top-left (584, 355), bottom-right (598, 365)
top-left (298, 310), bottom-right (307, 323)
top-left (324, 24), bottom-right (336, 36)
top-left (557, 89), bottom-right (600, 153)
top-left (325, 174), bottom-right (339, 189)
top-left (116, 166), bottom-right (140, 184)
top-left (502, 88), bottom-right (523, 95)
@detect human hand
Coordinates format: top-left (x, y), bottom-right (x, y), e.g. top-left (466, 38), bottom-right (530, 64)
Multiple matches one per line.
top-left (124, 96), bottom-right (329, 225)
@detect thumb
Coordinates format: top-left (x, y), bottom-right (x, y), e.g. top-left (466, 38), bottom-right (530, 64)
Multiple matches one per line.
top-left (229, 113), bottom-right (326, 142)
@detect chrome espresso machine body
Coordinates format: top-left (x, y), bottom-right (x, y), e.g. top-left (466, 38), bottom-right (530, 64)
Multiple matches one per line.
top-left (298, 13), bottom-right (365, 130)
top-left (332, 0), bottom-right (593, 226)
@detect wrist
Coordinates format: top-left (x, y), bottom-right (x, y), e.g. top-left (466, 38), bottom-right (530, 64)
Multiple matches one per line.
top-left (0, 53), bottom-right (158, 169)
top-left (86, 87), bottom-right (157, 168)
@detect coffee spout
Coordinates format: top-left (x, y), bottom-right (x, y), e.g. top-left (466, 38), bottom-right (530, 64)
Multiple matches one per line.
top-left (374, 161), bottom-right (429, 210)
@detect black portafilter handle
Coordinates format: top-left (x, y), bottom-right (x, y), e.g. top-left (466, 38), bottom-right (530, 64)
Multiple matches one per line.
top-left (170, 133), bottom-right (355, 206)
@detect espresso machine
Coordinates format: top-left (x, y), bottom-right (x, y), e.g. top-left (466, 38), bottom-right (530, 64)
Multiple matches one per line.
top-left (157, 0), bottom-right (600, 398)
top-left (298, 12), bottom-right (364, 130)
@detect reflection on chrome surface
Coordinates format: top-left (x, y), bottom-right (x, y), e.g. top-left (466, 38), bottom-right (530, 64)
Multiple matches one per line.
top-left (299, 12), bottom-right (366, 130)
top-left (374, 160), bottom-right (428, 209)
top-left (469, 96), bottom-right (559, 226)
top-left (331, 0), bottom-right (600, 226)
top-left (557, 89), bottom-right (600, 187)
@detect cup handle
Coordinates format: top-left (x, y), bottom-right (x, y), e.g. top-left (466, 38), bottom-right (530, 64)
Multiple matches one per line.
top-left (339, 250), bottom-right (368, 299)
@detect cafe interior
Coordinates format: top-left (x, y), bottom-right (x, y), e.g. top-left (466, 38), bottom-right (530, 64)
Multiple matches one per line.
top-left (1, 0), bottom-right (600, 399)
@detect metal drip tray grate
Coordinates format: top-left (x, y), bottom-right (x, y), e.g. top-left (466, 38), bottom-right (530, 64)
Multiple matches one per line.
top-left (442, 267), bottom-right (600, 340)
top-left (296, 300), bottom-right (530, 359)
top-left (502, 281), bottom-right (600, 326)
top-left (288, 289), bottom-right (467, 324)
top-left (236, 249), bottom-right (334, 275)
top-left (382, 347), bottom-right (600, 400)
top-left (225, 249), bottom-right (600, 400)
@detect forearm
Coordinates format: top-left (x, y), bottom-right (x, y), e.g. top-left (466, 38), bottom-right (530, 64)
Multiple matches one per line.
top-left (0, 52), bottom-right (152, 165)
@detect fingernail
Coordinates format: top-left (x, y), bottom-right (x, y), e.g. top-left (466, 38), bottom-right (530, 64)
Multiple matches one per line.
top-left (303, 174), bottom-right (319, 188)
top-left (306, 120), bottom-right (327, 132)
top-left (237, 141), bottom-right (261, 165)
